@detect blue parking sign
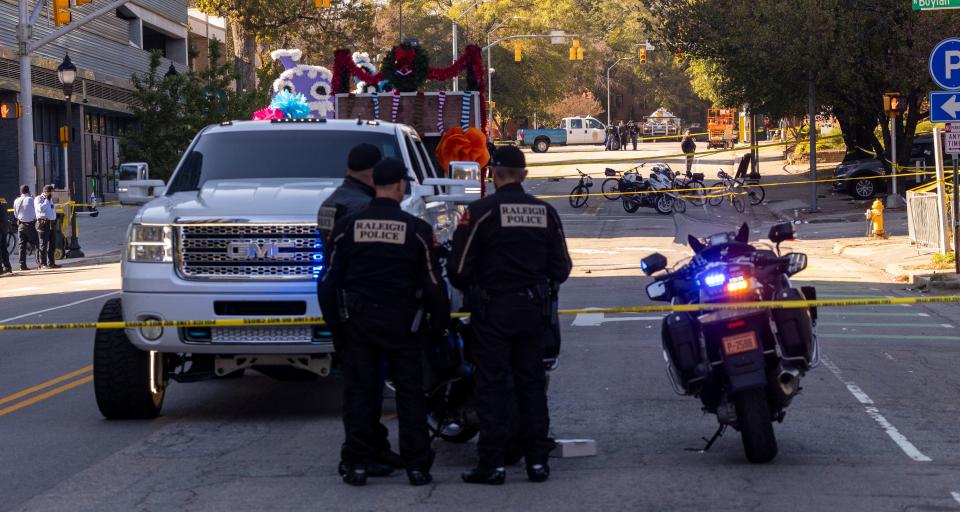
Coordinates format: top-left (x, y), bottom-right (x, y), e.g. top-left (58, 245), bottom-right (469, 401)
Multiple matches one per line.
top-left (930, 92), bottom-right (960, 123)
top-left (929, 38), bottom-right (960, 90)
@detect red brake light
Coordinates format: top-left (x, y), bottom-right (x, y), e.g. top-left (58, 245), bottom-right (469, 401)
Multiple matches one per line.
top-left (727, 320), bottom-right (746, 329)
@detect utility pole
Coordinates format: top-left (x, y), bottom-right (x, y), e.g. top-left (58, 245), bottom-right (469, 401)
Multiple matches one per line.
top-left (17, 0), bottom-right (134, 193)
top-left (452, 22), bottom-right (459, 91)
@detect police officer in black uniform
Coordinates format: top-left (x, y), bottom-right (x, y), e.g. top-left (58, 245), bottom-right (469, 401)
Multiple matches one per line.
top-left (317, 143), bottom-right (406, 477)
top-left (318, 143), bottom-right (380, 241)
top-left (319, 158), bottom-right (450, 487)
top-left (447, 146), bottom-right (572, 484)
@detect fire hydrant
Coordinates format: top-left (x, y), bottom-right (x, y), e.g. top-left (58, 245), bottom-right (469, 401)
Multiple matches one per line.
top-left (865, 198), bottom-right (885, 238)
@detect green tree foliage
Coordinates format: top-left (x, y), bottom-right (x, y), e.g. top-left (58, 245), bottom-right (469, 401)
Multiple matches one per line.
top-left (646, 0), bottom-right (960, 164)
top-left (121, 42), bottom-right (266, 180)
top-left (120, 52), bottom-right (194, 181)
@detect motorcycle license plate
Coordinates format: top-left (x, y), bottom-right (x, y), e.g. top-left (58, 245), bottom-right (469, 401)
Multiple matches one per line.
top-left (722, 331), bottom-right (758, 356)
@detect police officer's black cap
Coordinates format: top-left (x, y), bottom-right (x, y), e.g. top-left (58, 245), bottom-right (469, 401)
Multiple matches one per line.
top-left (373, 158), bottom-right (413, 186)
top-left (490, 145), bottom-right (526, 169)
top-left (347, 143), bottom-right (382, 171)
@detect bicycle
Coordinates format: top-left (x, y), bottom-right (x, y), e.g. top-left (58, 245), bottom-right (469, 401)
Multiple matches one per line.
top-left (674, 170), bottom-right (707, 206)
top-left (708, 170), bottom-right (765, 206)
top-left (569, 169), bottom-right (594, 209)
top-left (706, 171), bottom-right (748, 213)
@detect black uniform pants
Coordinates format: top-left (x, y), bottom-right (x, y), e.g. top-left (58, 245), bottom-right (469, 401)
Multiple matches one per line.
top-left (17, 221), bottom-right (39, 268)
top-left (36, 220), bottom-right (55, 267)
top-left (340, 318), bottom-right (431, 471)
top-left (472, 293), bottom-right (552, 468)
top-left (631, 134), bottom-right (638, 150)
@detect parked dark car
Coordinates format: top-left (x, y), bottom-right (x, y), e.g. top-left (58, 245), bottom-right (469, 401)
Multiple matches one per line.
top-left (832, 158), bottom-right (888, 199)
top-left (832, 134), bottom-right (954, 199)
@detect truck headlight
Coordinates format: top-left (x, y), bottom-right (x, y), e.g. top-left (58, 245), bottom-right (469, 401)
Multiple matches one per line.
top-left (127, 224), bottom-right (173, 263)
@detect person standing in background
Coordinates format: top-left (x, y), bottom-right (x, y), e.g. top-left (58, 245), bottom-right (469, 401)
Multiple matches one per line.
top-left (12, 185), bottom-right (39, 271)
top-left (35, 185), bottom-right (60, 269)
top-left (0, 197), bottom-right (13, 275)
top-left (681, 130), bottom-right (697, 174)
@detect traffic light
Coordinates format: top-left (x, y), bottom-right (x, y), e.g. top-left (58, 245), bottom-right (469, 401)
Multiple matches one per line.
top-left (639, 48), bottom-right (647, 64)
top-left (59, 126), bottom-right (70, 146)
top-left (314, 0), bottom-right (331, 7)
top-left (674, 48), bottom-right (683, 65)
top-left (76, 0), bottom-right (92, 4)
top-left (569, 39), bottom-right (583, 61)
top-left (883, 92), bottom-right (904, 117)
top-left (54, 0), bottom-right (71, 26)
top-left (514, 44), bottom-right (522, 62)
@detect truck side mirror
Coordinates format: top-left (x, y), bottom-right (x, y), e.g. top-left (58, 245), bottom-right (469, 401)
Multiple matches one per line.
top-left (448, 161), bottom-right (480, 181)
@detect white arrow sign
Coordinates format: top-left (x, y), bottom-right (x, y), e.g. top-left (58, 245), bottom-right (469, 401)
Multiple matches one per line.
top-left (941, 95), bottom-right (960, 118)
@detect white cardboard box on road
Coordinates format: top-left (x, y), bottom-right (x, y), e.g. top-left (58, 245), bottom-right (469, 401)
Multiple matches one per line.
top-left (552, 439), bottom-right (597, 458)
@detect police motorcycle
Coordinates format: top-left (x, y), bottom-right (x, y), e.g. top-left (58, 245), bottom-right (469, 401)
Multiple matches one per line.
top-left (621, 163), bottom-right (684, 215)
top-left (640, 222), bottom-right (819, 463)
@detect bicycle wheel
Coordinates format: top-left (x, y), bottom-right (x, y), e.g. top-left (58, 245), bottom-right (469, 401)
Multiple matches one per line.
top-left (686, 180), bottom-right (706, 206)
top-left (569, 185), bottom-right (589, 209)
top-left (707, 182), bottom-right (725, 207)
top-left (731, 194), bottom-right (746, 213)
top-left (601, 178), bottom-right (621, 200)
top-left (747, 185), bottom-right (765, 205)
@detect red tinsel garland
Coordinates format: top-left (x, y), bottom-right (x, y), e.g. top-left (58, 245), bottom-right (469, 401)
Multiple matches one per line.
top-left (331, 44), bottom-right (488, 133)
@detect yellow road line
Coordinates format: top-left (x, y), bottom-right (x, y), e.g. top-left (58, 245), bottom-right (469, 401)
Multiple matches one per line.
top-left (0, 374), bottom-right (93, 418)
top-left (0, 366), bottom-right (93, 407)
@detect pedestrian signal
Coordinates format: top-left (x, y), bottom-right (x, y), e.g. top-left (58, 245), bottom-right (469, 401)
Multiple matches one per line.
top-left (883, 92), bottom-right (903, 117)
top-left (0, 103), bottom-right (20, 119)
top-left (639, 48), bottom-right (647, 64)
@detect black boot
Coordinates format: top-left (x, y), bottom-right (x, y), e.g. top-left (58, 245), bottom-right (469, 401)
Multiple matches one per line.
top-left (461, 466), bottom-right (506, 485)
top-left (341, 465), bottom-right (367, 486)
top-left (526, 463), bottom-right (550, 483)
top-left (407, 469), bottom-right (433, 486)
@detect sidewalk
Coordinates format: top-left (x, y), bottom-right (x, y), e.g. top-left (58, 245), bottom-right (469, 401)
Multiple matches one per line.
top-left (58, 205), bottom-right (139, 268)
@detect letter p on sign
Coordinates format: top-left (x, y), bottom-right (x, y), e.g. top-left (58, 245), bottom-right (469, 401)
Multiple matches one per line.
top-left (947, 51), bottom-right (960, 79)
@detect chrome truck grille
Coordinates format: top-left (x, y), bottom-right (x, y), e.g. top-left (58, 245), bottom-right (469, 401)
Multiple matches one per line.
top-left (176, 224), bottom-right (324, 280)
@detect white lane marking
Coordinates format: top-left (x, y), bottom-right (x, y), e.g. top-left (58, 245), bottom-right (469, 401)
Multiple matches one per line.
top-left (571, 312), bottom-right (660, 326)
top-left (883, 352), bottom-right (895, 361)
top-left (0, 291), bottom-right (120, 324)
top-left (943, 324), bottom-right (955, 329)
top-left (821, 357), bottom-right (932, 462)
top-left (951, 492), bottom-right (960, 505)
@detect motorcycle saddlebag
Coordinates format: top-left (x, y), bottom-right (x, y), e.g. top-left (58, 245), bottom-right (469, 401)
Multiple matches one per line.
top-left (772, 288), bottom-right (814, 364)
top-left (661, 312), bottom-right (706, 392)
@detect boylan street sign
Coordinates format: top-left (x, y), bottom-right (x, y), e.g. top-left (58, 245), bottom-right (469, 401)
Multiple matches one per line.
top-left (914, 0), bottom-right (960, 9)
top-left (929, 38), bottom-right (960, 90)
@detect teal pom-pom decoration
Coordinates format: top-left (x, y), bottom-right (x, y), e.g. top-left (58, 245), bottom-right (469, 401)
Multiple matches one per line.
top-left (270, 90), bottom-right (311, 119)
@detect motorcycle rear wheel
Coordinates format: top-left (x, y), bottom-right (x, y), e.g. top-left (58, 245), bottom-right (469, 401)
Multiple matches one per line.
top-left (655, 195), bottom-right (673, 215)
top-left (428, 414), bottom-right (480, 443)
top-left (622, 197), bottom-right (641, 213)
top-left (735, 388), bottom-right (778, 463)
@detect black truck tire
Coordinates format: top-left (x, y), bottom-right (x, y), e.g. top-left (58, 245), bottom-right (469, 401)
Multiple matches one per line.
top-left (533, 138), bottom-right (550, 153)
top-left (735, 387), bottom-right (778, 463)
top-left (93, 298), bottom-right (165, 419)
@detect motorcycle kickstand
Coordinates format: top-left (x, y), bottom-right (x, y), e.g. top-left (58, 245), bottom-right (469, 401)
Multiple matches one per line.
top-left (685, 425), bottom-right (726, 453)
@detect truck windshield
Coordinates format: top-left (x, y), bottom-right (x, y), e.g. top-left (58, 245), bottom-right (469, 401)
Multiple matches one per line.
top-left (118, 166), bottom-right (140, 181)
top-left (166, 130), bottom-right (402, 193)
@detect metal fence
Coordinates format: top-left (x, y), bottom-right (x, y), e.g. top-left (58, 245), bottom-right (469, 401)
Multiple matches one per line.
top-left (907, 190), bottom-right (955, 252)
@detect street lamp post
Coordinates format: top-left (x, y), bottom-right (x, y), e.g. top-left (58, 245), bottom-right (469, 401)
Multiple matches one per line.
top-left (57, 53), bottom-right (83, 258)
top-left (606, 57), bottom-right (633, 127)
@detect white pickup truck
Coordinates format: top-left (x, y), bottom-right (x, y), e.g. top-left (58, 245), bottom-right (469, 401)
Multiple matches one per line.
top-left (93, 118), bottom-right (478, 419)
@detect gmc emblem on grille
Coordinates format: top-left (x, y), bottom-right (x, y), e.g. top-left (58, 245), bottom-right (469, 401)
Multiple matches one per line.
top-left (226, 241), bottom-right (295, 259)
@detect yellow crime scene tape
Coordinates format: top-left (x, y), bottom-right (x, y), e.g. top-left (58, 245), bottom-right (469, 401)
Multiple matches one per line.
top-left (2, 295), bottom-right (959, 331)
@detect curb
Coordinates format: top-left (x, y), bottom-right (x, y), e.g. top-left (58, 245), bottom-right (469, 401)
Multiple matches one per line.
top-left (57, 251), bottom-right (122, 268)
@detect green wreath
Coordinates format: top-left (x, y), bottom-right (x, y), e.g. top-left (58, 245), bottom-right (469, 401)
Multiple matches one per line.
top-left (381, 43), bottom-right (430, 92)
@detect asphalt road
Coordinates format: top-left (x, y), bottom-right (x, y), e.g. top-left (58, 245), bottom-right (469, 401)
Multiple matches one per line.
top-left (1, 177), bottom-right (959, 511)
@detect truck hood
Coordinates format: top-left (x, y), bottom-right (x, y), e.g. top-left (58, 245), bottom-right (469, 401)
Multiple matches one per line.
top-left (135, 178), bottom-right (343, 224)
